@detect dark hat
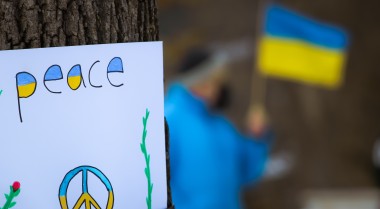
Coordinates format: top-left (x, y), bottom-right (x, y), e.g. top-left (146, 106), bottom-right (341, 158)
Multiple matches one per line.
top-left (179, 48), bottom-right (212, 73)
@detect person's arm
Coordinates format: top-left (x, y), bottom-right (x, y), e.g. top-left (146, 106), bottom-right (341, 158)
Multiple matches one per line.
top-left (215, 114), bottom-right (274, 185)
top-left (238, 104), bottom-right (274, 184)
top-left (239, 130), bottom-right (274, 185)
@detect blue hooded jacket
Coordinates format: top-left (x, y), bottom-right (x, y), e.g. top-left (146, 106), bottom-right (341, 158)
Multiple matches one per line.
top-left (165, 84), bottom-right (272, 209)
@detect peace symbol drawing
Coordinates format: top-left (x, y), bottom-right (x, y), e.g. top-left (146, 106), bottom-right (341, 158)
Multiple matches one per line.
top-left (59, 166), bottom-right (114, 209)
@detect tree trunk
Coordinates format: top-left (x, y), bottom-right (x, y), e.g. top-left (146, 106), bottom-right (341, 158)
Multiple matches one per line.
top-left (0, 0), bottom-right (174, 208)
top-left (0, 0), bottom-right (158, 49)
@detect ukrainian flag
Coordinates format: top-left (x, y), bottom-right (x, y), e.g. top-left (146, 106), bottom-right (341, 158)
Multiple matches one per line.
top-left (258, 5), bottom-right (349, 88)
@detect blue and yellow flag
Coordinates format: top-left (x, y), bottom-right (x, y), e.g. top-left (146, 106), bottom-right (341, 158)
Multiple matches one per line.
top-left (258, 5), bottom-right (349, 88)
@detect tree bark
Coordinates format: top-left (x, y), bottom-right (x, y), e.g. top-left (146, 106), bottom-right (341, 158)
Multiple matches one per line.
top-left (0, 0), bottom-right (159, 49)
top-left (0, 0), bottom-right (174, 208)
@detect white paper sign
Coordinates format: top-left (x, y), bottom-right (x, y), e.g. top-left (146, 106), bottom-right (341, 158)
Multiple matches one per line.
top-left (0, 42), bottom-right (167, 209)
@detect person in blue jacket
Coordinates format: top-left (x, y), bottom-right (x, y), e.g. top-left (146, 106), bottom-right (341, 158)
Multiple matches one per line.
top-left (165, 48), bottom-right (273, 209)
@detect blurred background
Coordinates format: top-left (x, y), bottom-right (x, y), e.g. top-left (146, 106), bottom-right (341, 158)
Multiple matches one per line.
top-left (158, 0), bottom-right (380, 208)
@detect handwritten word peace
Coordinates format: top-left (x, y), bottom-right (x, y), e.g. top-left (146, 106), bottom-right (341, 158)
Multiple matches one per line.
top-left (16, 57), bottom-right (124, 123)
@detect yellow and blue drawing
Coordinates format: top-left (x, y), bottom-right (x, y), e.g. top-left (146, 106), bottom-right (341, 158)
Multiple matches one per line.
top-left (16, 72), bottom-right (37, 122)
top-left (258, 5), bottom-right (349, 88)
top-left (67, 65), bottom-right (85, 90)
top-left (16, 72), bottom-right (36, 98)
top-left (59, 166), bottom-right (114, 209)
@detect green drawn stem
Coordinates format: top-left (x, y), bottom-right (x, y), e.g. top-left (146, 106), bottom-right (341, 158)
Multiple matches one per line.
top-left (0, 90), bottom-right (3, 95)
top-left (1, 186), bottom-right (20, 209)
top-left (140, 108), bottom-right (153, 209)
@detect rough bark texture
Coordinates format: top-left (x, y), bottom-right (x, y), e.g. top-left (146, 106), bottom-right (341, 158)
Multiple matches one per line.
top-left (0, 0), bottom-right (159, 49)
top-left (0, 0), bottom-right (173, 208)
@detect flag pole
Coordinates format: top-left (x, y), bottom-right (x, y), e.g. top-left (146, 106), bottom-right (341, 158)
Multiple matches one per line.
top-left (248, 0), bottom-right (270, 133)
